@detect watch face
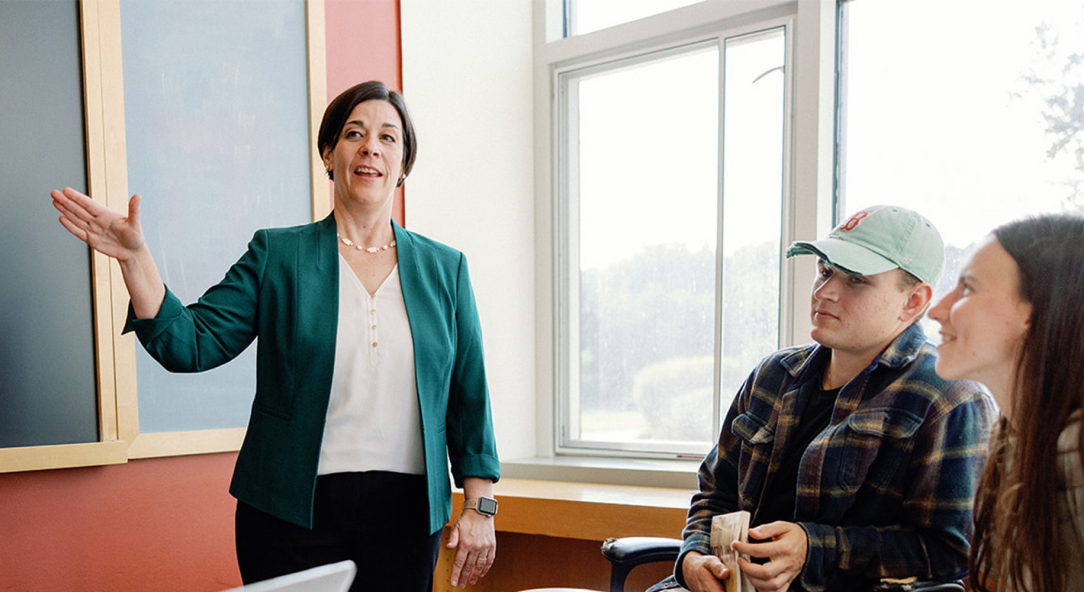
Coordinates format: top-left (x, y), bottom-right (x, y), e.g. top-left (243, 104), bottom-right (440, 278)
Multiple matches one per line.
top-left (477, 497), bottom-right (498, 516)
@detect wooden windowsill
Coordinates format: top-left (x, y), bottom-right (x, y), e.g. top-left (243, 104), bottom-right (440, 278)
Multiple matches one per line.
top-left (451, 478), bottom-right (694, 541)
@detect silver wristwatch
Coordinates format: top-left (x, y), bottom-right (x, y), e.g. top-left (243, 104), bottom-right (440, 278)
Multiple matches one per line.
top-left (463, 496), bottom-right (498, 517)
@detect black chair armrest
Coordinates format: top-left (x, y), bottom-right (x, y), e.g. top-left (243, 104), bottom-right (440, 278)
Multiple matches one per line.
top-left (601, 537), bottom-right (681, 565)
top-left (600, 537), bottom-right (682, 592)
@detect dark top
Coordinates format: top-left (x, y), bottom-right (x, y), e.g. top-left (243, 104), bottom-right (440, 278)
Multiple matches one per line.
top-left (677, 324), bottom-right (998, 591)
top-left (755, 356), bottom-right (840, 526)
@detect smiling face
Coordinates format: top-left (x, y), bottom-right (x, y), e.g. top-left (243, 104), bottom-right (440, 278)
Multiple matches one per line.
top-left (322, 99), bottom-right (404, 211)
top-left (810, 260), bottom-right (923, 363)
top-left (929, 237), bottom-right (1032, 413)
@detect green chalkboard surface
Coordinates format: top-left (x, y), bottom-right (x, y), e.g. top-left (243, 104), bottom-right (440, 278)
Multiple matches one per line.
top-left (119, 0), bottom-right (312, 433)
top-left (0, 0), bottom-right (100, 448)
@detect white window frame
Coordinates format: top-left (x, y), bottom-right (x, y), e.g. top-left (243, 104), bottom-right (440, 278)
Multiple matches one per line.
top-left (531, 0), bottom-right (838, 463)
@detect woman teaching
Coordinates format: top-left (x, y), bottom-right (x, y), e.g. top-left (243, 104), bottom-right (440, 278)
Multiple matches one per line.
top-left (50, 81), bottom-right (500, 591)
top-left (929, 214), bottom-right (1084, 592)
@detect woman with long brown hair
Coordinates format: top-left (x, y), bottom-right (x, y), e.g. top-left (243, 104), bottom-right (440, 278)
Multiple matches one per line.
top-left (929, 213), bottom-right (1084, 592)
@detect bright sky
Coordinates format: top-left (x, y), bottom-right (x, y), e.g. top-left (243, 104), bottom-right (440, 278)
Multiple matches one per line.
top-left (571, 0), bottom-right (1084, 270)
top-left (844, 0), bottom-right (1084, 248)
top-left (575, 28), bottom-right (786, 269)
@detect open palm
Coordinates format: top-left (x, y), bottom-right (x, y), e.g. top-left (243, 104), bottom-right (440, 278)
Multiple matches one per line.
top-left (51, 187), bottom-right (145, 261)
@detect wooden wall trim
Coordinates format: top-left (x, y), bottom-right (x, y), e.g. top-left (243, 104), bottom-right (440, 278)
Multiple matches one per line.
top-left (306, 0), bottom-right (330, 222)
top-left (450, 479), bottom-right (691, 541)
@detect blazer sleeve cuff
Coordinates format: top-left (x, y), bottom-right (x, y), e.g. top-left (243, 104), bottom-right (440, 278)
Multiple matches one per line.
top-left (450, 453), bottom-right (501, 488)
top-left (121, 285), bottom-right (185, 344)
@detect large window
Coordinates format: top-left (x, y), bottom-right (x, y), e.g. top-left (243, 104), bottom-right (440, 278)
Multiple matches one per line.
top-left (839, 0), bottom-right (1084, 337)
top-left (567, 0), bottom-right (703, 36)
top-left (546, 0), bottom-right (1082, 463)
top-left (556, 11), bottom-right (793, 456)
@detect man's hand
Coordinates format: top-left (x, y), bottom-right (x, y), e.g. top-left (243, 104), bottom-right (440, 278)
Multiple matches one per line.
top-left (733, 521), bottom-right (808, 592)
top-left (681, 550), bottom-right (729, 592)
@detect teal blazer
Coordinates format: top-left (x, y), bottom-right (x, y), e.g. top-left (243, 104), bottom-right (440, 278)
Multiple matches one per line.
top-left (125, 214), bottom-right (500, 532)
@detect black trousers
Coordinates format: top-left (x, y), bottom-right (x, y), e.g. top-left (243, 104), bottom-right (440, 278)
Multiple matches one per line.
top-left (235, 471), bottom-right (443, 592)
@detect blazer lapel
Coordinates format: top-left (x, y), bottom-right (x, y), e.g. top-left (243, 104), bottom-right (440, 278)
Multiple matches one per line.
top-left (392, 219), bottom-right (418, 299)
top-left (295, 213), bottom-right (339, 380)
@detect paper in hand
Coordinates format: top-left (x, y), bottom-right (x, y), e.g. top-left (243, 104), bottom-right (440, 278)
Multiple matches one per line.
top-left (710, 510), bottom-right (753, 592)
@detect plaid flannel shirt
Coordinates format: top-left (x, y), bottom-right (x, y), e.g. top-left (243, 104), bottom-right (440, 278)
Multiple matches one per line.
top-left (677, 323), bottom-right (997, 592)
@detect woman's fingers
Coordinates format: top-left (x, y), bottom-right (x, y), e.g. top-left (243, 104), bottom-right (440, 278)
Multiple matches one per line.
top-left (463, 547), bottom-right (494, 585)
top-left (447, 512), bottom-right (496, 588)
top-left (52, 188), bottom-right (105, 233)
top-left (55, 187), bottom-right (100, 221)
top-left (50, 188), bottom-right (146, 259)
top-left (477, 549), bottom-right (495, 580)
top-left (52, 189), bottom-right (83, 223)
top-left (52, 191), bottom-right (95, 241)
top-left (465, 544), bottom-right (494, 583)
top-left (126, 193), bottom-right (142, 227)
top-left (56, 213), bottom-right (88, 242)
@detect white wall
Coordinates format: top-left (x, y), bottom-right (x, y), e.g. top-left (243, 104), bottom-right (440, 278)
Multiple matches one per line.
top-left (401, 1), bottom-right (537, 461)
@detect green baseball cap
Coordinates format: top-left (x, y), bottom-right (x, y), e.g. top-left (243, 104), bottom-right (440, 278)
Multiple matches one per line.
top-left (785, 205), bottom-right (945, 285)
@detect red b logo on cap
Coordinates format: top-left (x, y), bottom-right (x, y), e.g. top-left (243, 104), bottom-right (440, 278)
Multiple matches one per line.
top-left (840, 211), bottom-right (869, 231)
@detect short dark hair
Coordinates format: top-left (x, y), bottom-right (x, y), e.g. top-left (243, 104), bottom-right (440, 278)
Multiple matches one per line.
top-left (317, 81), bottom-right (417, 182)
top-left (891, 268), bottom-right (928, 322)
top-left (896, 269), bottom-right (922, 291)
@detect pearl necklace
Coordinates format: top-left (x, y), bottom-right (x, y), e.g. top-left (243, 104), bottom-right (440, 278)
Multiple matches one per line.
top-left (337, 233), bottom-right (396, 254)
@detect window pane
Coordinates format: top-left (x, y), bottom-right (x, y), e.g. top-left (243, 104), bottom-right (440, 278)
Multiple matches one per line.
top-left (569, 47), bottom-right (719, 451)
top-left (721, 28), bottom-right (785, 401)
top-left (569, 0), bottom-right (703, 36)
top-left (841, 0), bottom-right (1084, 338)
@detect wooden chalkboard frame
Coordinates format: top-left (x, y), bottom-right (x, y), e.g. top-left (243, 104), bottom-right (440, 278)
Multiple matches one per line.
top-left (0, 0), bottom-right (327, 472)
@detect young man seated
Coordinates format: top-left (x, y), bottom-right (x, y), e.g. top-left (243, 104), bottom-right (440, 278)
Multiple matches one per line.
top-left (673, 206), bottom-right (996, 592)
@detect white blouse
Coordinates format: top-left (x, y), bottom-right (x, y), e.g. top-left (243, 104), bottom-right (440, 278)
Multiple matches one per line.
top-left (317, 256), bottom-right (425, 476)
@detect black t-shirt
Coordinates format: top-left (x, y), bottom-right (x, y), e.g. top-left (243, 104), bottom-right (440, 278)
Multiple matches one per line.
top-left (753, 371), bottom-right (840, 528)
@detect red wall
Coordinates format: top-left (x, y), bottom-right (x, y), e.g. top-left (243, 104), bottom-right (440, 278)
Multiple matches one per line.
top-left (0, 454), bottom-right (240, 592)
top-left (0, 3), bottom-right (402, 590)
top-left (325, 0), bottom-right (401, 97)
top-left (325, 0), bottom-right (406, 224)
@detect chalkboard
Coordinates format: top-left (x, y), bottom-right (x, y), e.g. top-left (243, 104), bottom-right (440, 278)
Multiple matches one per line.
top-left (119, 0), bottom-right (312, 433)
top-left (0, 1), bottom-right (100, 448)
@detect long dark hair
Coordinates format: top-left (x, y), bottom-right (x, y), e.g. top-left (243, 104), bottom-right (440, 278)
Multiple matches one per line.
top-left (971, 213), bottom-right (1084, 592)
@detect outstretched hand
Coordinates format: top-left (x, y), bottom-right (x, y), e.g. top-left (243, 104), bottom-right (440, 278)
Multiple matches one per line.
top-left (51, 187), bottom-right (146, 262)
top-left (51, 187), bottom-right (165, 318)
